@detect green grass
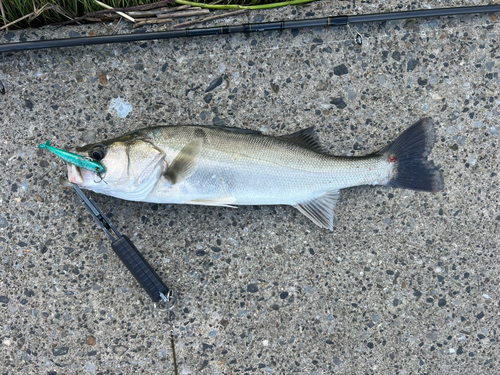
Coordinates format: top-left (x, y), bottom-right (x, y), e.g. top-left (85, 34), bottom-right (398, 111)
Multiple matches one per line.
top-left (0, 0), bottom-right (301, 29)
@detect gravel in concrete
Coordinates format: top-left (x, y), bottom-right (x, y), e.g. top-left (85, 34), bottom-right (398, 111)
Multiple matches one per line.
top-left (1, 0), bottom-right (499, 373)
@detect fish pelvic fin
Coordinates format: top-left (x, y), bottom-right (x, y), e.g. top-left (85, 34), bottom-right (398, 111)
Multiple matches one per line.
top-left (294, 190), bottom-right (340, 231)
top-left (378, 117), bottom-right (443, 193)
top-left (186, 196), bottom-right (237, 208)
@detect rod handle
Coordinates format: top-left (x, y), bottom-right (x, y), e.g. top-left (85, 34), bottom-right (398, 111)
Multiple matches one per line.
top-left (111, 235), bottom-right (169, 302)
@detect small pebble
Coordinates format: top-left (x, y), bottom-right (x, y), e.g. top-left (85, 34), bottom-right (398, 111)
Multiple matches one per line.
top-left (52, 347), bottom-right (69, 356)
top-left (205, 76), bottom-right (223, 93)
top-left (303, 286), bottom-right (315, 295)
top-left (247, 284), bottom-right (258, 293)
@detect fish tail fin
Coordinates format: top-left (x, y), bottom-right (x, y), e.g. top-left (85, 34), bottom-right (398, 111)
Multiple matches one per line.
top-left (38, 141), bottom-right (50, 149)
top-left (379, 118), bottom-right (444, 193)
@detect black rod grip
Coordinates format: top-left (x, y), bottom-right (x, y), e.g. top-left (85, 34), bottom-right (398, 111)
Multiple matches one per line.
top-left (111, 235), bottom-right (169, 302)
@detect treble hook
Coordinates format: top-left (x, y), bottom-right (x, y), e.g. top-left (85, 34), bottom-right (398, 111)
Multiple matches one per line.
top-left (94, 173), bottom-right (108, 185)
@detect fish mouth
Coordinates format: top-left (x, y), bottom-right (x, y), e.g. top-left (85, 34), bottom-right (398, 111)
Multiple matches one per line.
top-left (67, 163), bottom-right (99, 187)
top-left (67, 164), bottom-right (84, 185)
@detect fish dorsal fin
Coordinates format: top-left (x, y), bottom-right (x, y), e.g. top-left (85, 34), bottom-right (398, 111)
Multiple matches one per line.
top-left (164, 139), bottom-right (203, 184)
top-left (280, 127), bottom-right (325, 153)
top-left (293, 190), bottom-right (340, 230)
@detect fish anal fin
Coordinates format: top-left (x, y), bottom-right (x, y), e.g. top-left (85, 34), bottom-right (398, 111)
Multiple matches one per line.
top-left (164, 139), bottom-right (203, 184)
top-left (186, 196), bottom-right (237, 208)
top-left (280, 127), bottom-right (325, 153)
top-left (293, 190), bottom-right (340, 230)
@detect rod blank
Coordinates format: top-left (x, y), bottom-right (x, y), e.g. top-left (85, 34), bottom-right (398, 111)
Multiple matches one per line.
top-left (0, 5), bottom-right (498, 53)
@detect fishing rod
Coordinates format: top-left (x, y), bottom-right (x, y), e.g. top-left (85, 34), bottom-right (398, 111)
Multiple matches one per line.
top-left (0, 4), bottom-right (499, 53)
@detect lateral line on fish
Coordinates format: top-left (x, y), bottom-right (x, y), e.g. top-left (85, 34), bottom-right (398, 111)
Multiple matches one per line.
top-left (208, 147), bottom-right (329, 173)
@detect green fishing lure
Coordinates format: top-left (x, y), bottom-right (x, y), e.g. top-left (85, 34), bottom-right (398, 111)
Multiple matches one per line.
top-left (38, 141), bottom-right (106, 173)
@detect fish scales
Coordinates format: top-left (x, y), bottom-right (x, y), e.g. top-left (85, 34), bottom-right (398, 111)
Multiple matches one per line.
top-left (143, 126), bottom-right (388, 205)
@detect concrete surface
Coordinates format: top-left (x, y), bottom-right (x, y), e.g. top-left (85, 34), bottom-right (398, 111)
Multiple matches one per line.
top-left (1, 0), bottom-right (499, 373)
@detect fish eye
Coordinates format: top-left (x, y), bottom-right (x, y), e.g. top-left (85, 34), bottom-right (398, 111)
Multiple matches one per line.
top-left (89, 144), bottom-right (106, 161)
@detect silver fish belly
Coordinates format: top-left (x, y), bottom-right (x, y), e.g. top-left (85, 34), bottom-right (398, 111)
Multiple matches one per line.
top-left (68, 118), bottom-right (443, 230)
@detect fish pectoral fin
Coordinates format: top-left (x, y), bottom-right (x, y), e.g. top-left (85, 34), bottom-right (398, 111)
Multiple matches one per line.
top-left (164, 139), bottom-right (203, 184)
top-left (186, 196), bottom-right (237, 208)
top-left (294, 190), bottom-right (340, 230)
top-left (280, 127), bottom-right (325, 154)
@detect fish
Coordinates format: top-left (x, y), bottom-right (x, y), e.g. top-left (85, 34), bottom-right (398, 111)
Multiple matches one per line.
top-left (38, 141), bottom-right (106, 173)
top-left (65, 118), bottom-right (443, 230)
